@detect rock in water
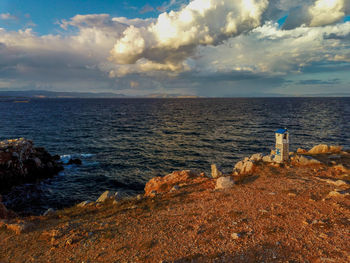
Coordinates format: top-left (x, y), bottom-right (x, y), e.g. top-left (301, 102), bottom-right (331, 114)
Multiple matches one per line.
top-left (0, 138), bottom-right (63, 191)
top-left (215, 176), bottom-right (235, 190)
top-left (211, 164), bottom-right (223, 178)
top-left (308, 144), bottom-right (329, 154)
top-left (67, 158), bottom-right (82, 165)
top-left (96, 191), bottom-right (115, 202)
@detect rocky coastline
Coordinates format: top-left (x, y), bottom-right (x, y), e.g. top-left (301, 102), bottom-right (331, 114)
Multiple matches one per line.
top-left (0, 138), bottom-right (63, 192)
top-left (0, 141), bottom-right (350, 262)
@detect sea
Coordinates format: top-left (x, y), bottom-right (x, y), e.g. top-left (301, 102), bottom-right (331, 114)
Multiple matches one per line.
top-left (1, 98), bottom-right (350, 215)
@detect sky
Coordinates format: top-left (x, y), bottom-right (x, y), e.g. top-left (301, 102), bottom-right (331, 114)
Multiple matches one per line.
top-left (0, 0), bottom-right (349, 97)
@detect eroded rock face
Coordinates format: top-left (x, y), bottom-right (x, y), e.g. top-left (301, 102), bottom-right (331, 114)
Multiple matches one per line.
top-left (0, 138), bottom-right (63, 191)
top-left (144, 170), bottom-right (199, 197)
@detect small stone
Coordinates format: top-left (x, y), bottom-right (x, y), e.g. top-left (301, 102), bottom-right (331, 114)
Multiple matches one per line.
top-left (96, 191), bottom-right (115, 202)
top-left (136, 194), bottom-right (143, 200)
top-left (211, 164), bottom-right (223, 178)
top-left (215, 176), bottom-right (234, 190)
top-left (288, 193), bottom-right (296, 197)
top-left (259, 209), bottom-right (268, 214)
top-left (231, 233), bottom-right (240, 239)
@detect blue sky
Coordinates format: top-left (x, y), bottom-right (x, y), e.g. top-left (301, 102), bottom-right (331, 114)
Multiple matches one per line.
top-left (0, 0), bottom-right (181, 34)
top-left (0, 0), bottom-right (349, 97)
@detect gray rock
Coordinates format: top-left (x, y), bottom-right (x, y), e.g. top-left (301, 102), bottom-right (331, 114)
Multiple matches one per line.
top-left (215, 176), bottom-right (235, 190)
top-left (211, 164), bottom-right (223, 178)
top-left (96, 190), bottom-right (115, 202)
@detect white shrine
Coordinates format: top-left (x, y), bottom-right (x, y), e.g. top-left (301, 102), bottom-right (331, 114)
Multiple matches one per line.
top-left (275, 128), bottom-right (289, 163)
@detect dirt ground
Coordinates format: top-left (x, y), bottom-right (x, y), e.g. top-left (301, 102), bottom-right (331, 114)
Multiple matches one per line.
top-left (1, 153), bottom-right (350, 263)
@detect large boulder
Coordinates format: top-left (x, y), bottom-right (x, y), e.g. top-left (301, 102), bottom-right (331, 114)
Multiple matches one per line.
top-left (308, 144), bottom-right (342, 155)
top-left (215, 176), bottom-right (235, 190)
top-left (144, 170), bottom-right (199, 197)
top-left (0, 138), bottom-right (63, 191)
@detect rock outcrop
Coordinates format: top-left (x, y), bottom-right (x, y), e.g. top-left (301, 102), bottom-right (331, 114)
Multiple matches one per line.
top-left (308, 144), bottom-right (342, 154)
top-left (0, 138), bottom-right (63, 191)
top-left (144, 170), bottom-right (199, 197)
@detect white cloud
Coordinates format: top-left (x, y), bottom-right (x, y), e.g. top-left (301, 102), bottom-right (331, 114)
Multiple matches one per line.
top-left (309, 0), bottom-right (347, 26)
top-left (195, 21), bottom-right (350, 76)
top-left (109, 0), bottom-right (269, 74)
top-left (0, 13), bottom-right (17, 20)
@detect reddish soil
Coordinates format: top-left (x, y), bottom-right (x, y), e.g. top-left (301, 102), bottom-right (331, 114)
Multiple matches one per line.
top-left (1, 153), bottom-right (350, 263)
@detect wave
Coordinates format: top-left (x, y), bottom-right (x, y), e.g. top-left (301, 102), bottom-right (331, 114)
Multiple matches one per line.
top-left (60, 153), bottom-right (95, 164)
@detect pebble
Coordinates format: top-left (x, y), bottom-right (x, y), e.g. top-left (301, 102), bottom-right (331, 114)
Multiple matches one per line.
top-left (231, 233), bottom-right (240, 239)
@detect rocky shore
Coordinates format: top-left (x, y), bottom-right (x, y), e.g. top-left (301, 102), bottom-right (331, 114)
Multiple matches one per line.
top-left (0, 138), bottom-right (63, 191)
top-left (0, 143), bottom-right (350, 262)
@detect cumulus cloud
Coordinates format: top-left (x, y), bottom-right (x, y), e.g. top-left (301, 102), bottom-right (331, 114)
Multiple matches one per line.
top-left (110, 0), bottom-right (269, 74)
top-left (109, 0), bottom-right (350, 76)
top-left (194, 21), bottom-right (350, 76)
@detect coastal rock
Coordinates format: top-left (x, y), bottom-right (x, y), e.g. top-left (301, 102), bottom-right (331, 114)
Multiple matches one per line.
top-left (241, 161), bottom-right (254, 174)
top-left (0, 138), bottom-right (63, 191)
top-left (77, 201), bottom-right (92, 208)
top-left (308, 144), bottom-right (342, 155)
top-left (144, 170), bottom-right (199, 197)
top-left (215, 176), bottom-right (234, 190)
top-left (234, 161), bottom-right (244, 171)
top-left (250, 153), bottom-right (263, 162)
top-left (291, 155), bottom-right (321, 165)
top-left (211, 164), bottom-right (223, 178)
top-left (297, 148), bottom-right (307, 154)
top-left (262, 155), bottom-right (274, 163)
top-left (96, 191), bottom-right (115, 203)
top-left (67, 158), bottom-right (82, 165)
